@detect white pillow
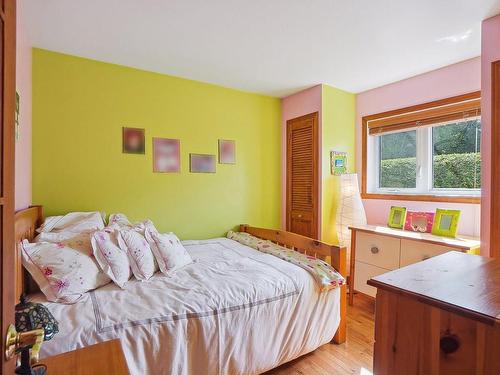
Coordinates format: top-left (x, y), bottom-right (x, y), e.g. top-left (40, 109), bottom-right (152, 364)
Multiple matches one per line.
top-left (38, 211), bottom-right (105, 234)
top-left (35, 230), bottom-right (94, 257)
top-left (108, 213), bottom-right (132, 227)
top-left (145, 229), bottom-right (193, 274)
top-left (91, 227), bottom-right (131, 288)
top-left (117, 229), bottom-right (156, 281)
top-left (21, 240), bottom-right (110, 303)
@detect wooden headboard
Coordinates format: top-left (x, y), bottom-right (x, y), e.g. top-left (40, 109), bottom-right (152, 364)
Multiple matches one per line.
top-left (14, 205), bottom-right (44, 300)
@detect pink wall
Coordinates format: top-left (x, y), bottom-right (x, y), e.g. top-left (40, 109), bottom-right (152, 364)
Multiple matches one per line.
top-left (480, 14), bottom-right (500, 256)
top-left (356, 57), bottom-right (481, 237)
top-left (281, 85), bottom-right (322, 230)
top-left (15, 10), bottom-right (32, 210)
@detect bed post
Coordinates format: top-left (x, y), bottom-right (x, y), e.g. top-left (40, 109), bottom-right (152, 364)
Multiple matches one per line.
top-left (331, 245), bottom-right (346, 344)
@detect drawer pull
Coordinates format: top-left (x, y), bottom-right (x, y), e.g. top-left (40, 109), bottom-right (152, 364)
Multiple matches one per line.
top-left (297, 214), bottom-right (302, 218)
top-left (370, 246), bottom-right (379, 254)
top-left (440, 335), bottom-right (460, 355)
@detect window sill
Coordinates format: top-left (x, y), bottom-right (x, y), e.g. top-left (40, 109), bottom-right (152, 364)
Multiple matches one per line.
top-left (361, 192), bottom-right (480, 204)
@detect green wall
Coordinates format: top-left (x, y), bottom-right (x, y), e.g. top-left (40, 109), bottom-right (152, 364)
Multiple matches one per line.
top-left (321, 84), bottom-right (356, 244)
top-left (32, 49), bottom-right (281, 239)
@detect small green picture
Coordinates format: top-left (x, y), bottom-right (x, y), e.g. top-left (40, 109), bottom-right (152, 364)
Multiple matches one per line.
top-left (331, 151), bottom-right (347, 175)
top-left (388, 206), bottom-right (407, 229)
top-left (431, 209), bottom-right (461, 238)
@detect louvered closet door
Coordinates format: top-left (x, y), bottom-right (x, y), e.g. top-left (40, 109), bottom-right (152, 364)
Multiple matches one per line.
top-left (286, 112), bottom-right (319, 239)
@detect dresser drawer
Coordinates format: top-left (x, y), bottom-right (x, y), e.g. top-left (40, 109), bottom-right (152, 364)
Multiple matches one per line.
top-left (356, 232), bottom-right (401, 270)
top-left (400, 239), bottom-right (457, 267)
top-left (354, 261), bottom-right (390, 297)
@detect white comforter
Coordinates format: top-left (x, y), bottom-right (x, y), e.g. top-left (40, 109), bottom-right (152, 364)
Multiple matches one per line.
top-left (34, 238), bottom-right (341, 375)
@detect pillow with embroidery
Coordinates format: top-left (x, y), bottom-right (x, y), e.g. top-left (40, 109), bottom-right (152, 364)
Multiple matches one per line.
top-left (145, 229), bottom-right (193, 274)
top-left (91, 226), bottom-right (131, 288)
top-left (35, 230), bottom-right (94, 257)
top-left (21, 240), bottom-right (110, 304)
top-left (37, 211), bottom-right (106, 234)
top-left (117, 228), bottom-right (156, 281)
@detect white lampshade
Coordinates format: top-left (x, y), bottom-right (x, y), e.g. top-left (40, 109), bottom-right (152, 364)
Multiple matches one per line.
top-left (335, 174), bottom-right (367, 268)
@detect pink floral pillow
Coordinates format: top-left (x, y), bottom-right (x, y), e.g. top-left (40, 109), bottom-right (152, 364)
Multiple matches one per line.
top-left (37, 211), bottom-right (106, 234)
top-left (145, 229), bottom-right (193, 274)
top-left (35, 231), bottom-right (94, 257)
top-left (21, 240), bottom-right (110, 303)
top-left (117, 229), bottom-right (156, 281)
top-left (91, 226), bottom-right (131, 288)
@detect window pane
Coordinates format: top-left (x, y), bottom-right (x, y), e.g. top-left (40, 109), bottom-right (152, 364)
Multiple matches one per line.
top-left (432, 118), bottom-right (481, 189)
top-left (379, 130), bottom-right (417, 188)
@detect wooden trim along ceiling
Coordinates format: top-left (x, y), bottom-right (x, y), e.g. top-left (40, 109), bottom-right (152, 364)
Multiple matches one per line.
top-left (490, 60), bottom-right (500, 259)
top-left (361, 91), bottom-right (481, 204)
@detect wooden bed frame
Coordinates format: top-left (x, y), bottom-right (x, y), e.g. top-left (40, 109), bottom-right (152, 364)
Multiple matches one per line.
top-left (12, 206), bottom-right (346, 346)
top-left (240, 225), bottom-right (346, 344)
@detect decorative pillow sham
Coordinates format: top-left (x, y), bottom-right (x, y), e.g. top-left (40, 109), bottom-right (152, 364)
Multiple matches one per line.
top-left (117, 229), bottom-right (156, 281)
top-left (35, 230), bottom-right (94, 257)
top-left (227, 231), bottom-right (345, 291)
top-left (91, 226), bottom-right (131, 288)
top-left (108, 213), bottom-right (132, 228)
top-left (37, 211), bottom-right (106, 234)
top-left (145, 229), bottom-right (193, 274)
top-left (21, 240), bottom-right (110, 303)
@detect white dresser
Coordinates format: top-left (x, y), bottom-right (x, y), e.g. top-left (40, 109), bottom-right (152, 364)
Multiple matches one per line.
top-left (348, 225), bottom-right (480, 303)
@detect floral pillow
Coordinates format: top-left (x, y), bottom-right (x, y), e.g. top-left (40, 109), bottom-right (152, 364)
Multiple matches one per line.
top-left (37, 211), bottom-right (106, 234)
top-left (145, 229), bottom-right (193, 274)
top-left (35, 230), bottom-right (94, 257)
top-left (91, 226), bottom-right (131, 288)
top-left (21, 240), bottom-right (110, 303)
top-left (117, 229), bottom-right (156, 281)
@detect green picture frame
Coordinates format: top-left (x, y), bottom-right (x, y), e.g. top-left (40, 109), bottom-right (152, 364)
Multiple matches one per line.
top-left (330, 151), bottom-right (347, 175)
top-left (387, 206), bottom-right (407, 229)
top-left (431, 209), bottom-right (461, 238)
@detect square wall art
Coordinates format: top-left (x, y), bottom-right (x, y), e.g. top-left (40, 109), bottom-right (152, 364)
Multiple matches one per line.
top-left (153, 138), bottom-right (180, 173)
top-left (190, 154), bottom-right (216, 173)
top-left (218, 139), bottom-right (236, 164)
top-left (122, 127), bottom-right (145, 154)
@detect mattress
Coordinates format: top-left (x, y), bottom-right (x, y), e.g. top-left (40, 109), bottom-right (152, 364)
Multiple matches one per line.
top-left (33, 237), bottom-right (341, 375)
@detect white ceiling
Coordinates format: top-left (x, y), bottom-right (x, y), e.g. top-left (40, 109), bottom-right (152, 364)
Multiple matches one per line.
top-left (20, 0), bottom-right (500, 97)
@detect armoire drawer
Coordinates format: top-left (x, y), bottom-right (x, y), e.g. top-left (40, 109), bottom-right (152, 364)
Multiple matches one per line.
top-left (354, 261), bottom-right (390, 298)
top-left (356, 232), bottom-right (400, 270)
top-left (400, 239), bottom-right (456, 267)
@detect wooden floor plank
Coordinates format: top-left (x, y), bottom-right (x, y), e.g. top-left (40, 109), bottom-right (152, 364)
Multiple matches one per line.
top-left (265, 294), bottom-right (374, 375)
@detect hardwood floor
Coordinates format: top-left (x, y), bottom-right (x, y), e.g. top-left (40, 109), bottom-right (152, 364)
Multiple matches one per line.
top-left (265, 294), bottom-right (375, 375)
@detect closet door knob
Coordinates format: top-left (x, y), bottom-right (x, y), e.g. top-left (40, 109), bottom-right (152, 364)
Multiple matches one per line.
top-left (371, 246), bottom-right (379, 254)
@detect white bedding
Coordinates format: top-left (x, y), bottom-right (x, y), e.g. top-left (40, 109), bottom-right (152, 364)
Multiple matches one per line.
top-left (33, 238), bottom-right (341, 375)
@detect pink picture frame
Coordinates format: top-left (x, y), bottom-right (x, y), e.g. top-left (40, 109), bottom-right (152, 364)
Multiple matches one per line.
top-left (404, 211), bottom-right (435, 233)
top-left (153, 138), bottom-right (180, 173)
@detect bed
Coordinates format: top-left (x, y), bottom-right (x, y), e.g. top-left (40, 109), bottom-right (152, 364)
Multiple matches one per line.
top-left (14, 206), bottom-right (347, 375)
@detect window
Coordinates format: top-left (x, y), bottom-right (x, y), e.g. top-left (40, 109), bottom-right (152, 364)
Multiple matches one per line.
top-left (362, 92), bottom-right (481, 202)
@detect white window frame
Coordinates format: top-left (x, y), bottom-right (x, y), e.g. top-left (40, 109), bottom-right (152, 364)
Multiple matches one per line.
top-left (366, 118), bottom-right (481, 198)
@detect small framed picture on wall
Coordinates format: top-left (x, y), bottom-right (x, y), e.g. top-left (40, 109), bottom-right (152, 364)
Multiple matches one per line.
top-left (122, 127), bottom-right (145, 154)
top-left (153, 138), bottom-right (180, 173)
top-left (190, 154), bottom-right (216, 173)
top-left (218, 139), bottom-right (236, 164)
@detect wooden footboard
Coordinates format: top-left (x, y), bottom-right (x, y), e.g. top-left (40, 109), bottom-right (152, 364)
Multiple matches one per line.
top-left (240, 225), bottom-right (347, 344)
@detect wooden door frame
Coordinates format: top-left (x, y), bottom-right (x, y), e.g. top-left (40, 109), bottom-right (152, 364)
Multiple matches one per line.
top-left (285, 111), bottom-right (320, 239)
top-left (490, 60), bottom-right (500, 259)
top-left (1, 1), bottom-right (17, 373)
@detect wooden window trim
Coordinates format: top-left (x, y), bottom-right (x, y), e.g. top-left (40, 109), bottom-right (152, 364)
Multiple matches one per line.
top-left (361, 91), bottom-right (481, 204)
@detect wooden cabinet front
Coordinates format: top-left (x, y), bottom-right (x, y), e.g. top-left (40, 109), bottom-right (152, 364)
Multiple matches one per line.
top-left (374, 289), bottom-right (500, 375)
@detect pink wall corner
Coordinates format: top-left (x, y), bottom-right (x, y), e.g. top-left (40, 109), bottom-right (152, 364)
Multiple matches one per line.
top-left (480, 14), bottom-right (500, 257)
top-left (15, 10), bottom-right (32, 210)
top-left (281, 85), bottom-right (322, 230)
top-left (356, 57), bottom-right (481, 238)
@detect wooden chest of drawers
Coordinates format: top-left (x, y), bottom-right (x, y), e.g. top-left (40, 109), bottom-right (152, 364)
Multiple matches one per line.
top-left (349, 225), bottom-right (480, 303)
top-left (368, 252), bottom-right (500, 375)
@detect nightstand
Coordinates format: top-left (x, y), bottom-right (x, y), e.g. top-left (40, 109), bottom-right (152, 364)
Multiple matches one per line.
top-left (39, 339), bottom-right (129, 374)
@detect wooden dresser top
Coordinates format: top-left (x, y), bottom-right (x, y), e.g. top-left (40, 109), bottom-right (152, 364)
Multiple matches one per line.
top-left (349, 224), bottom-right (480, 250)
top-left (368, 251), bottom-right (500, 326)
